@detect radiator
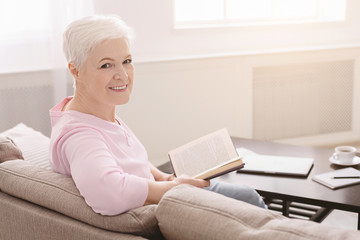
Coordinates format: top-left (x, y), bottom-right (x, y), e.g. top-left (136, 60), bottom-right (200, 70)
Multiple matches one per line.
top-left (0, 70), bottom-right (72, 136)
top-left (0, 84), bottom-right (53, 136)
top-left (253, 60), bottom-right (354, 142)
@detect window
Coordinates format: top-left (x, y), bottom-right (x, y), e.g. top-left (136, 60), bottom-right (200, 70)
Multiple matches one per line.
top-left (174, 0), bottom-right (347, 28)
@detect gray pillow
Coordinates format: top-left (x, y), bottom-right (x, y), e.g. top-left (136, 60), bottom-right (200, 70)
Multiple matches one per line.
top-left (0, 136), bottom-right (24, 163)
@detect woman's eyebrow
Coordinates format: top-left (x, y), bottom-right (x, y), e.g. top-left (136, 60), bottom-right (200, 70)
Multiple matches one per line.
top-left (99, 55), bottom-right (132, 63)
top-left (98, 57), bottom-right (115, 63)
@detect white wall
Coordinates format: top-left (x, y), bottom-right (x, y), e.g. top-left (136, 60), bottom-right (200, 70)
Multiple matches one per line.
top-left (115, 48), bottom-right (360, 166)
top-left (116, 56), bottom-right (252, 165)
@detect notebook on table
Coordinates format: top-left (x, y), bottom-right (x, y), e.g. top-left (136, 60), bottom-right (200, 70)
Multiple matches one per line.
top-left (236, 148), bottom-right (314, 177)
top-left (312, 167), bottom-right (360, 189)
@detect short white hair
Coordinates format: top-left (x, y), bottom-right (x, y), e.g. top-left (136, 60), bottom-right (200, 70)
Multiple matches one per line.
top-left (63, 14), bottom-right (134, 69)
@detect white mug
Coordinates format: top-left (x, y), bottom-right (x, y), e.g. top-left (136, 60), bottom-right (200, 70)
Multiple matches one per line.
top-left (332, 146), bottom-right (356, 163)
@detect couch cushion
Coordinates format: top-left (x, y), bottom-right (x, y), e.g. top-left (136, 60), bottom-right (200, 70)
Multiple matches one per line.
top-left (0, 123), bottom-right (50, 169)
top-left (0, 136), bottom-right (24, 162)
top-left (156, 184), bottom-right (360, 240)
top-left (0, 192), bottom-right (147, 240)
top-left (0, 160), bottom-right (162, 239)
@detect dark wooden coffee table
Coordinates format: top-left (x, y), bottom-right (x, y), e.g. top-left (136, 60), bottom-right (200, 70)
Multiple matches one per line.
top-left (158, 137), bottom-right (360, 229)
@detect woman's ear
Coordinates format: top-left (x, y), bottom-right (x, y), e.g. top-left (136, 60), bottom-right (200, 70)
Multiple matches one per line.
top-left (68, 63), bottom-right (80, 79)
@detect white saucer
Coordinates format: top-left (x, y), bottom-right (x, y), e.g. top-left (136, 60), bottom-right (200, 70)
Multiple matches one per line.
top-left (329, 156), bottom-right (360, 166)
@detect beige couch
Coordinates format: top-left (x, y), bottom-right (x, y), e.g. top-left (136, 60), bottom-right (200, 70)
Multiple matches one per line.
top-left (1, 124), bottom-right (360, 240)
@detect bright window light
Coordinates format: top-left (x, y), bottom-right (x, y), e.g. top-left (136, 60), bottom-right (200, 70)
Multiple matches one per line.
top-left (273, 0), bottom-right (317, 19)
top-left (0, 0), bottom-right (52, 39)
top-left (174, 0), bottom-right (224, 23)
top-left (0, 0), bottom-right (93, 73)
top-left (321, 0), bottom-right (347, 21)
top-left (227, 0), bottom-right (272, 20)
top-left (173, 0), bottom-right (346, 28)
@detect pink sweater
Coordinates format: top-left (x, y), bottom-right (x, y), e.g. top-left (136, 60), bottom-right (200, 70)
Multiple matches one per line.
top-left (49, 97), bottom-right (153, 215)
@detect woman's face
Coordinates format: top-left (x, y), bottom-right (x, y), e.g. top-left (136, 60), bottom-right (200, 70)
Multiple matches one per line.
top-left (76, 38), bottom-right (134, 107)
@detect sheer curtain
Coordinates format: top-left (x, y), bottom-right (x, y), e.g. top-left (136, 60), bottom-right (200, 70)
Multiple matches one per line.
top-left (0, 0), bottom-right (93, 134)
top-left (0, 0), bottom-right (93, 95)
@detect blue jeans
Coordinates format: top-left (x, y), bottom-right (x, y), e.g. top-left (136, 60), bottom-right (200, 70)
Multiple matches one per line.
top-left (204, 181), bottom-right (267, 209)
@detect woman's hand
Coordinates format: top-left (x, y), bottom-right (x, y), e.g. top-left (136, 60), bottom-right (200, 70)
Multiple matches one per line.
top-left (157, 172), bottom-right (176, 181)
top-left (150, 164), bottom-right (176, 181)
top-left (145, 174), bottom-right (210, 205)
top-left (174, 174), bottom-right (210, 188)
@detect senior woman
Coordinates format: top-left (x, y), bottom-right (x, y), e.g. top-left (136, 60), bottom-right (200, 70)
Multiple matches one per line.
top-left (49, 15), bottom-right (266, 215)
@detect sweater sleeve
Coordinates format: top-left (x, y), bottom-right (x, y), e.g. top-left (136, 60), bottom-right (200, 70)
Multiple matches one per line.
top-left (60, 128), bottom-right (149, 215)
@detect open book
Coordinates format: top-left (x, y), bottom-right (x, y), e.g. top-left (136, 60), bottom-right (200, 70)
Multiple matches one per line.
top-left (168, 128), bottom-right (244, 180)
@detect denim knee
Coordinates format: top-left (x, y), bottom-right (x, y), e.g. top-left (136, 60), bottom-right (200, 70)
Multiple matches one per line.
top-left (204, 181), bottom-right (267, 209)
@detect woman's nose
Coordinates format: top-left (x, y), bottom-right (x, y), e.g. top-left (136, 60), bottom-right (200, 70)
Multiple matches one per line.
top-left (114, 66), bottom-right (128, 81)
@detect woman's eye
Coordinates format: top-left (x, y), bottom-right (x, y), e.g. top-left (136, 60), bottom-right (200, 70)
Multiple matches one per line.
top-left (101, 63), bottom-right (112, 69)
top-left (123, 59), bottom-right (132, 64)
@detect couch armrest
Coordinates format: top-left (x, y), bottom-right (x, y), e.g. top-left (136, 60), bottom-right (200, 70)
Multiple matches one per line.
top-left (0, 160), bottom-right (161, 239)
top-left (156, 184), bottom-right (360, 240)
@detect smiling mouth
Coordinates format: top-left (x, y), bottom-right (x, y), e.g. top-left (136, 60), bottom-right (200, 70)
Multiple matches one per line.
top-left (109, 85), bottom-right (127, 91)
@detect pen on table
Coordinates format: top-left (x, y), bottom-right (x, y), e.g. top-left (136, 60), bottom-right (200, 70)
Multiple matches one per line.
top-left (333, 176), bottom-right (360, 179)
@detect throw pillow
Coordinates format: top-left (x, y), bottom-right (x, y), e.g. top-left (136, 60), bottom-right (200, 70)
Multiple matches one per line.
top-left (0, 136), bottom-right (24, 163)
top-left (0, 123), bottom-right (50, 169)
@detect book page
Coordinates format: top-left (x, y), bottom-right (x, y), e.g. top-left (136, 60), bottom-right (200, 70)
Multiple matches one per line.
top-left (169, 128), bottom-right (238, 177)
